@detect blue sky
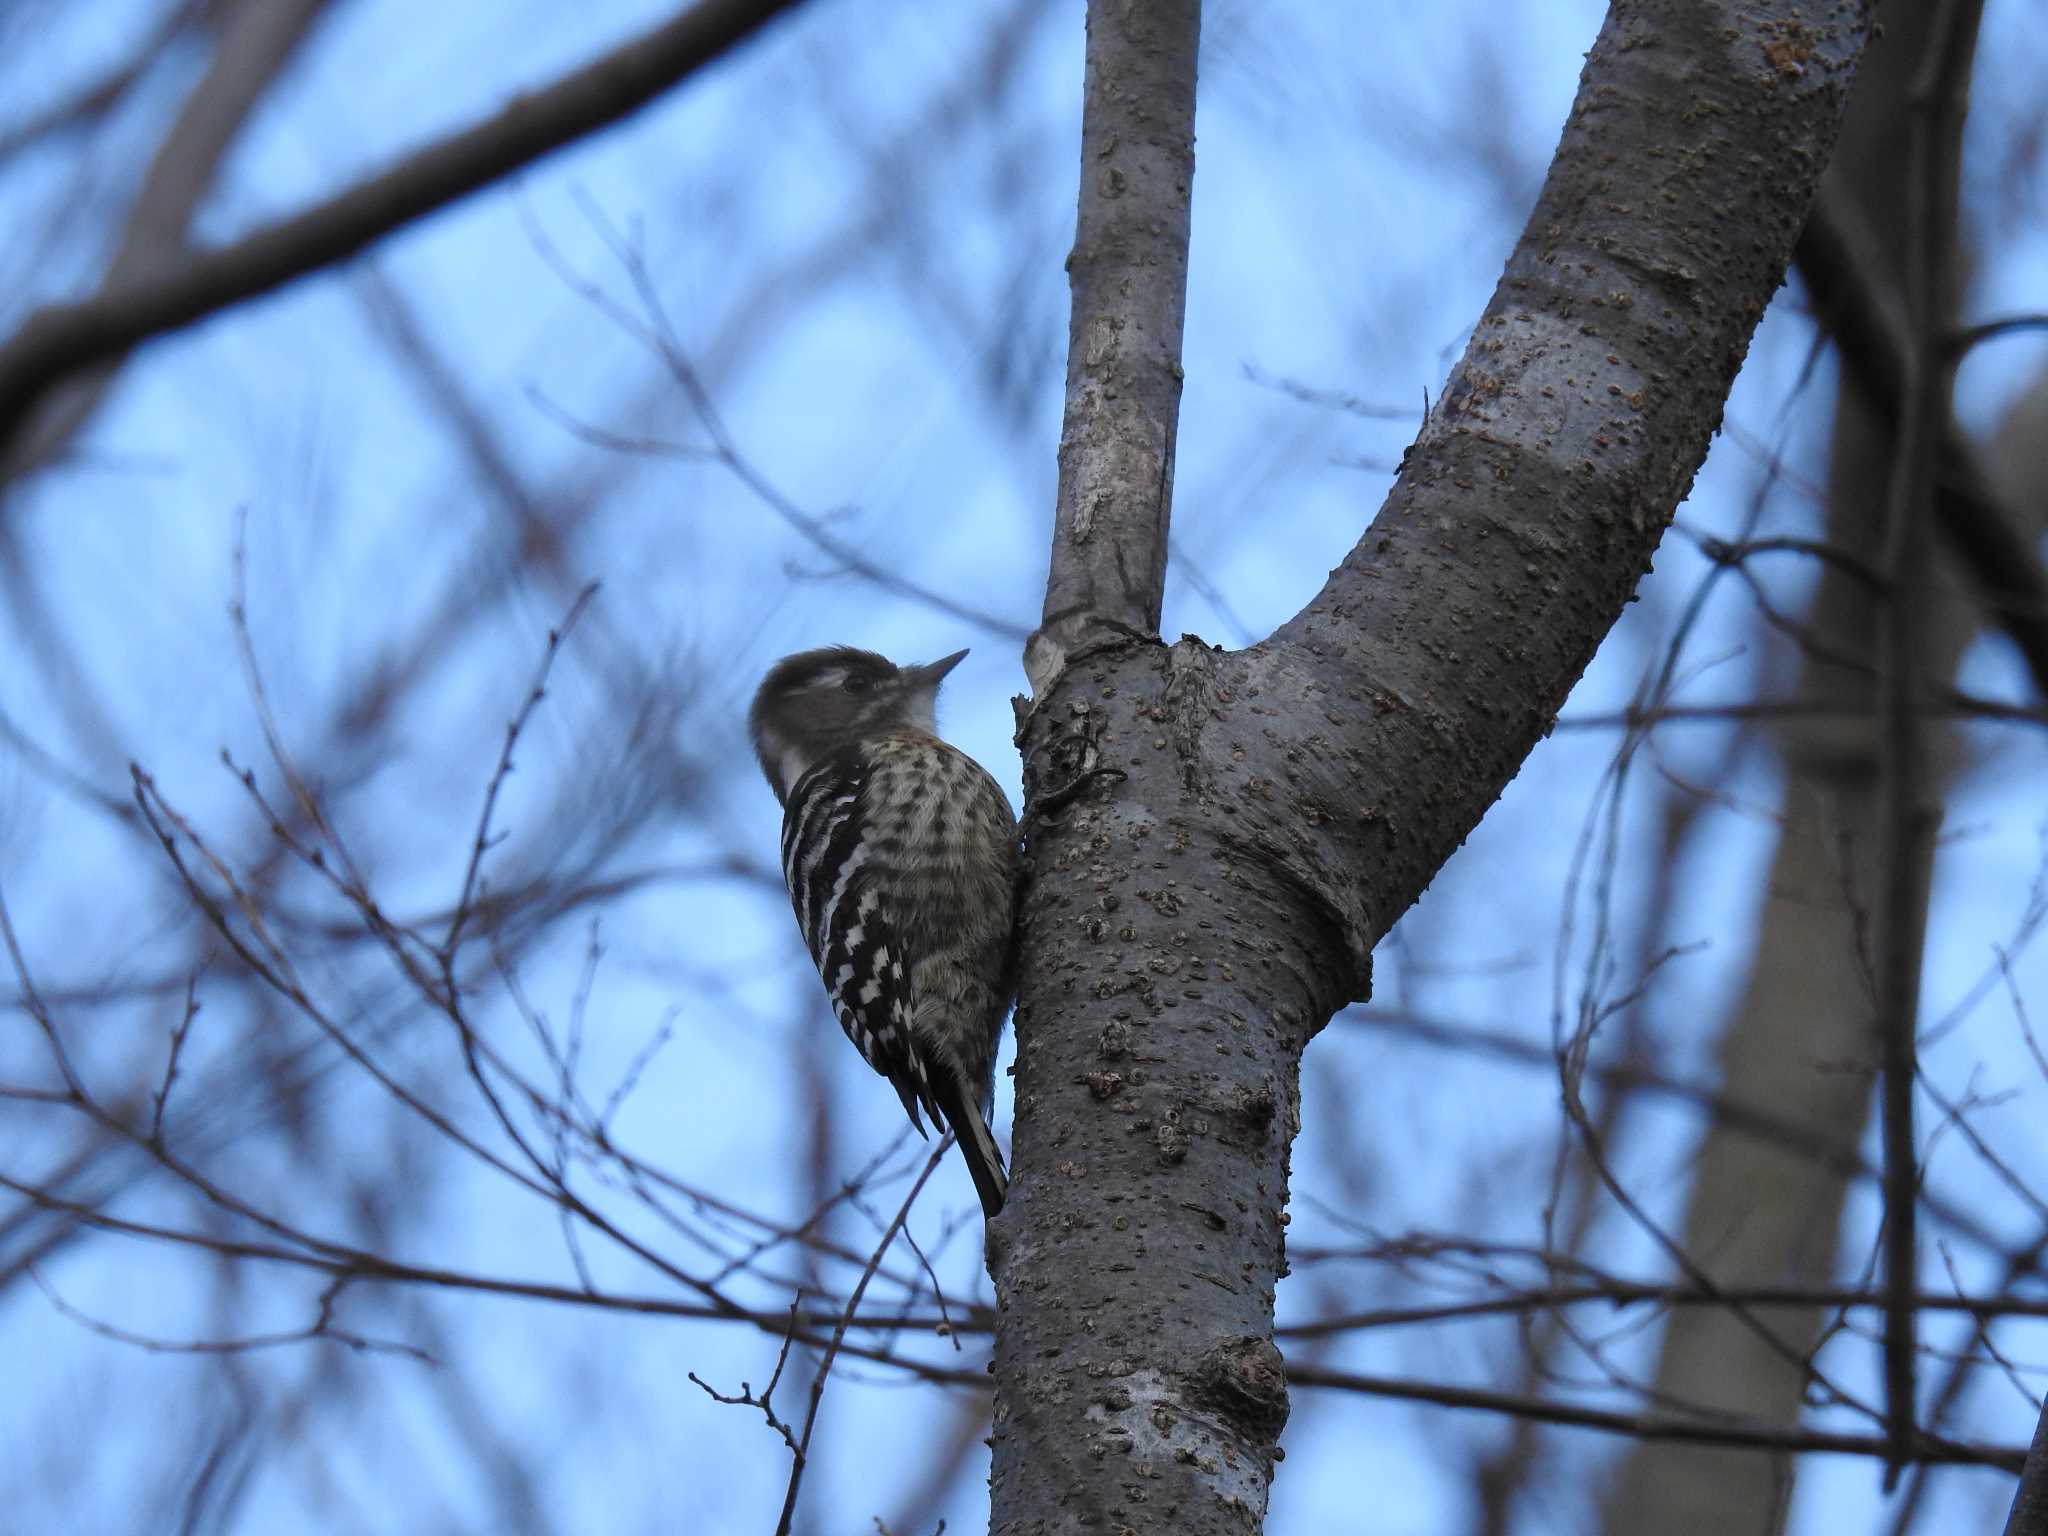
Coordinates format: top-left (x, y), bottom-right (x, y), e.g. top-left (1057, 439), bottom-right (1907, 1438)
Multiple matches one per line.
top-left (2, 2), bottom-right (2046, 1532)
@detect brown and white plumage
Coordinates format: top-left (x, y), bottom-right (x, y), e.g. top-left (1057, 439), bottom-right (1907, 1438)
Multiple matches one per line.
top-left (750, 646), bottom-right (1018, 1217)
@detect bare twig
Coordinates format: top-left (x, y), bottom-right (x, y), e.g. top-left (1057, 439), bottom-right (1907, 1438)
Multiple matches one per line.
top-left (1915, 1071), bottom-right (2048, 1227)
top-left (1280, 1277), bottom-right (2048, 1336)
top-left (1553, 696), bottom-right (2048, 732)
top-left (1949, 314), bottom-right (2048, 357)
top-left (30, 1266), bottom-right (431, 1364)
top-left (689, 1294), bottom-right (808, 1453)
top-left (1686, 530), bottom-right (1892, 593)
top-left (443, 583), bottom-right (601, 958)
top-left (1934, 1243), bottom-right (2039, 1412)
top-left (1239, 363), bottom-right (1418, 422)
top-left (0, 1167), bottom-right (989, 1385)
top-left (1885, 1227), bottom-right (2048, 1535)
top-left (1347, 1004), bottom-right (2026, 1257)
top-left (1998, 946), bottom-right (2048, 1086)
top-left (1285, 1363), bottom-right (2025, 1471)
top-left (148, 969), bottom-right (205, 1146)
top-left (0, 879), bottom-right (85, 1100)
top-left (1545, 633), bottom-right (1877, 1428)
top-left (777, 1142), bottom-right (949, 1536)
top-left (1555, 973), bottom-right (1876, 1428)
top-left (600, 1007), bottom-right (683, 1132)
top-left (520, 200), bottom-right (1027, 641)
top-left (1797, 178), bottom-right (2048, 697)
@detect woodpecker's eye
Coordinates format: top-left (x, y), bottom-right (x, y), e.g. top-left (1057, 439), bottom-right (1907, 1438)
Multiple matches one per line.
top-left (842, 673), bottom-right (873, 695)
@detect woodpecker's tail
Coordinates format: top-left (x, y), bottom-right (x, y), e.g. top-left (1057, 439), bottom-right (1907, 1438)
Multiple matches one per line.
top-left (931, 1068), bottom-right (1009, 1218)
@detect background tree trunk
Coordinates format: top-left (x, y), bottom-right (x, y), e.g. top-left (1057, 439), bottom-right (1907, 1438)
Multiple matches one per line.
top-left (1598, 12), bottom-right (1983, 1529)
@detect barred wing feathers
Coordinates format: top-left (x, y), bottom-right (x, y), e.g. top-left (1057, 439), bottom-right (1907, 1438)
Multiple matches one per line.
top-left (780, 753), bottom-right (941, 1133)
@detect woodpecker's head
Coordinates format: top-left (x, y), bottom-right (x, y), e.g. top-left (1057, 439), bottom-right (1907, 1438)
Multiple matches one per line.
top-left (749, 645), bottom-right (969, 804)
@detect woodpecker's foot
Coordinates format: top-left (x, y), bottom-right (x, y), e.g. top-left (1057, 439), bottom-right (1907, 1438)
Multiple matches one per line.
top-left (1035, 765), bottom-right (1127, 816)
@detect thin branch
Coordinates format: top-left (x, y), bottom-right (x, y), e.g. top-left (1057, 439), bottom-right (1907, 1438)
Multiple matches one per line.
top-left (131, 767), bottom-right (551, 1203)
top-left (1796, 178), bottom-right (2048, 697)
top-left (0, 1), bottom-right (198, 165)
top-left (521, 196), bottom-right (1027, 640)
top-left (148, 969), bottom-right (205, 1146)
top-left (0, 1083), bottom-right (77, 1105)
top-left (442, 583), bottom-right (601, 958)
top-left (777, 1142), bottom-right (949, 1536)
top-left (1874, 0), bottom-right (1984, 1479)
top-left (30, 1266), bottom-right (431, 1364)
top-left (1949, 314), bottom-right (2048, 357)
top-left (1553, 696), bottom-right (2048, 732)
top-left (1345, 1003), bottom-right (2029, 1259)
top-left (689, 1294), bottom-right (807, 1453)
top-left (1686, 530), bottom-right (1892, 593)
top-left (1934, 1243), bottom-right (2039, 1413)
top-left (1999, 946), bottom-right (2048, 1087)
top-left (1281, 1279), bottom-right (2048, 1336)
top-left (1888, 1228), bottom-right (2048, 1535)
top-left (1240, 363), bottom-right (1418, 422)
top-left (1556, 965), bottom-right (1877, 1428)
top-left (0, 878), bottom-right (85, 1100)
top-left (1286, 1364), bottom-right (2026, 1471)
top-left (0, 1169), bottom-right (989, 1386)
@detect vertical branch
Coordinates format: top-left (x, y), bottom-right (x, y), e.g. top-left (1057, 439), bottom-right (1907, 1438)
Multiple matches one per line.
top-left (1024, 0), bottom-right (1201, 695)
top-left (1876, 0), bottom-right (1984, 1484)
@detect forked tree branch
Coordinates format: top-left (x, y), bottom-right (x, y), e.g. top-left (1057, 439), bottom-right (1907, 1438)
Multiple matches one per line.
top-left (1003, 6), bottom-right (1882, 1532)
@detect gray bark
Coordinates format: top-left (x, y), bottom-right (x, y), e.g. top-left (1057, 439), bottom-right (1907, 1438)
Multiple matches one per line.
top-left (2007, 1402), bottom-right (2048, 1536)
top-left (1025, 0), bottom-right (1199, 693)
top-left (991, 4), bottom-right (1875, 1531)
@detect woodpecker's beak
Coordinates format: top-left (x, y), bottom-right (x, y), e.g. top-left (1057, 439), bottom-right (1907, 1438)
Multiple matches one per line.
top-left (907, 649), bottom-right (969, 688)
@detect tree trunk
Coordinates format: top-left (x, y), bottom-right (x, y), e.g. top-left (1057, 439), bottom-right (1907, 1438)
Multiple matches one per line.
top-left (990, 4), bottom-right (1875, 1529)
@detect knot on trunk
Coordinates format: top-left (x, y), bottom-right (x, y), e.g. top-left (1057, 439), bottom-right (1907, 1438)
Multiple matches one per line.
top-left (1193, 1334), bottom-right (1290, 1445)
